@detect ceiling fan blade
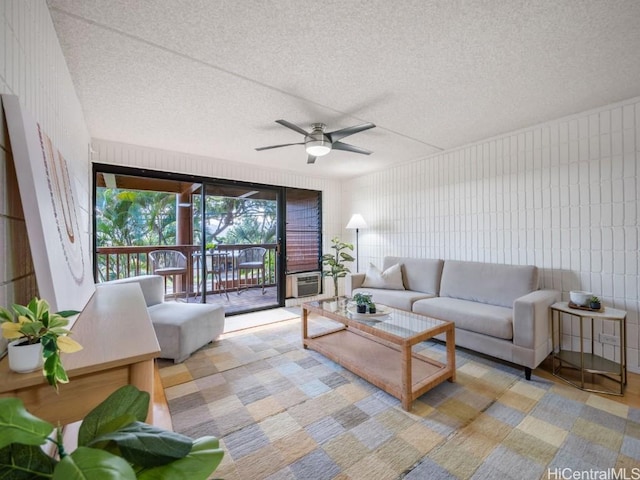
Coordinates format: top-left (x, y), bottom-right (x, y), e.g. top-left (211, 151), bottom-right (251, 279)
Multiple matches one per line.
top-left (307, 155), bottom-right (317, 164)
top-left (275, 119), bottom-right (310, 136)
top-left (255, 142), bottom-right (304, 151)
top-left (326, 122), bottom-right (375, 142)
top-left (332, 141), bottom-right (373, 155)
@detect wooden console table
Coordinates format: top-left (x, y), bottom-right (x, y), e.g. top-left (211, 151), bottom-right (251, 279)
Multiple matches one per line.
top-left (0, 283), bottom-right (161, 425)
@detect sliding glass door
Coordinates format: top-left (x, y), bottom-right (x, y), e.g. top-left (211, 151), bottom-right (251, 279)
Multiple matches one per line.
top-left (194, 181), bottom-right (283, 313)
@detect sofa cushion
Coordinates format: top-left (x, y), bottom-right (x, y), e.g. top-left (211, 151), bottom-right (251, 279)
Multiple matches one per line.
top-left (439, 260), bottom-right (538, 308)
top-left (362, 263), bottom-right (405, 290)
top-left (352, 287), bottom-right (435, 312)
top-left (148, 302), bottom-right (225, 363)
top-left (383, 257), bottom-right (443, 294)
top-left (413, 297), bottom-right (513, 340)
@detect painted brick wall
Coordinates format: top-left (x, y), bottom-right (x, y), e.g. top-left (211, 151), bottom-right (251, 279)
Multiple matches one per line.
top-left (344, 97), bottom-right (640, 373)
top-left (0, 1), bottom-right (91, 314)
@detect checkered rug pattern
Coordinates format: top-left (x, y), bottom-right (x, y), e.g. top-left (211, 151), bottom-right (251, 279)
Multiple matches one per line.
top-left (159, 319), bottom-right (640, 480)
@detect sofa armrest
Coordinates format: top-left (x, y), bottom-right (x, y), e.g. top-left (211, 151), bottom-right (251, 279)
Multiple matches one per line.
top-left (345, 273), bottom-right (366, 297)
top-left (98, 275), bottom-right (165, 307)
top-left (513, 289), bottom-right (560, 349)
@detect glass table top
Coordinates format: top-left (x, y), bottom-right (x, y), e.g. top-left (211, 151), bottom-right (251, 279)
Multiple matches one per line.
top-left (304, 298), bottom-right (449, 340)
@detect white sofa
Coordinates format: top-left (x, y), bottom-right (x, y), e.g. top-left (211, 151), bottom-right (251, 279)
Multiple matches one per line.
top-left (346, 257), bottom-right (560, 379)
top-left (98, 275), bottom-right (225, 363)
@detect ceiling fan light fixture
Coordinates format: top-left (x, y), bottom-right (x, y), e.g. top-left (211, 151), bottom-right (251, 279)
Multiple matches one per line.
top-left (305, 139), bottom-right (332, 157)
top-left (257, 119), bottom-right (375, 161)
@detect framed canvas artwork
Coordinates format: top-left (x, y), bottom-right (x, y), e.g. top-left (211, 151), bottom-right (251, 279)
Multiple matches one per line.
top-left (2, 94), bottom-right (95, 312)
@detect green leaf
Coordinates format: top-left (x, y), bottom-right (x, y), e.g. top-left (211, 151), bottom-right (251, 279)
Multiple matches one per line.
top-left (12, 304), bottom-right (35, 321)
top-left (54, 359), bottom-right (69, 383)
top-left (53, 447), bottom-right (136, 480)
top-left (44, 354), bottom-right (58, 376)
top-left (339, 252), bottom-right (355, 262)
top-left (0, 306), bottom-right (13, 322)
top-left (19, 322), bottom-right (44, 337)
top-left (48, 327), bottom-right (72, 336)
top-left (31, 298), bottom-right (48, 319)
top-left (137, 436), bottom-right (224, 480)
top-left (48, 315), bottom-right (70, 329)
top-left (79, 386), bottom-right (149, 447)
top-left (88, 422), bottom-right (192, 467)
top-left (0, 443), bottom-right (57, 478)
top-left (42, 350), bottom-right (69, 391)
top-left (86, 414), bottom-right (137, 450)
top-left (0, 398), bottom-right (54, 450)
top-left (42, 335), bottom-right (58, 356)
top-left (55, 310), bottom-right (80, 318)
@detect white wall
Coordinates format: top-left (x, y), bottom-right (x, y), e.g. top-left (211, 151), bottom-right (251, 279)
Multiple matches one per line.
top-left (344, 97), bottom-right (640, 374)
top-left (0, 1), bottom-right (91, 309)
top-left (91, 139), bottom-right (344, 299)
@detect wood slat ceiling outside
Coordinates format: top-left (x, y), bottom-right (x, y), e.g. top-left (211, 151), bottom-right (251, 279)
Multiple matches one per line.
top-left (96, 173), bottom-right (277, 200)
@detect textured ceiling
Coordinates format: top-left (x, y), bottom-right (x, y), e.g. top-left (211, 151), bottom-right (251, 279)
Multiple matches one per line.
top-left (47, 0), bottom-right (640, 179)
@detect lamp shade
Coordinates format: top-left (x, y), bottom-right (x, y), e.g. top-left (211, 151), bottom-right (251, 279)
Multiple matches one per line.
top-left (346, 214), bottom-right (367, 230)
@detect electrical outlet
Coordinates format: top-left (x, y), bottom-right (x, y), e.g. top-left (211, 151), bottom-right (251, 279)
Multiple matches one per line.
top-left (598, 333), bottom-right (620, 346)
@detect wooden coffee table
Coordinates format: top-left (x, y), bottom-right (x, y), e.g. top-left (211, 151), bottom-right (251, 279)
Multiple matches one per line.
top-left (302, 299), bottom-right (455, 411)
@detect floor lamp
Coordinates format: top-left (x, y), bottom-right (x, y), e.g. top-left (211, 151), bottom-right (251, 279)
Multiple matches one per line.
top-left (346, 213), bottom-right (367, 272)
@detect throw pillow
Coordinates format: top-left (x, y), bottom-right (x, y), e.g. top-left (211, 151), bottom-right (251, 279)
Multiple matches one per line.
top-left (362, 263), bottom-right (405, 290)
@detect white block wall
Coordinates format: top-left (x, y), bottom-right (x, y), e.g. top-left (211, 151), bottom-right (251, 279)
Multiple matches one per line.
top-left (0, 0), bottom-right (91, 309)
top-left (344, 97), bottom-right (640, 374)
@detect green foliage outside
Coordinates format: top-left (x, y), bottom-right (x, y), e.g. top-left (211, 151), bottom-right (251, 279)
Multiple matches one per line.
top-left (97, 189), bottom-right (277, 248)
top-left (192, 196), bottom-right (277, 246)
top-left (96, 190), bottom-right (177, 247)
top-left (96, 188), bottom-right (277, 281)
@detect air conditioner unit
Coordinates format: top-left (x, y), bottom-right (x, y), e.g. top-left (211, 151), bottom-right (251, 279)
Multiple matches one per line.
top-left (290, 272), bottom-right (321, 298)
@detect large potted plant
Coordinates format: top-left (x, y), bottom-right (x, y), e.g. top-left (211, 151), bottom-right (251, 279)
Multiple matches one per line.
top-left (0, 297), bottom-right (82, 390)
top-left (0, 384), bottom-right (224, 479)
top-left (322, 237), bottom-right (355, 298)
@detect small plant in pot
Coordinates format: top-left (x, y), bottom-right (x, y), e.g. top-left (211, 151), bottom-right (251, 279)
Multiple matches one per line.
top-left (0, 297), bottom-right (82, 390)
top-left (368, 300), bottom-right (377, 314)
top-left (589, 295), bottom-right (601, 310)
top-left (353, 292), bottom-right (372, 313)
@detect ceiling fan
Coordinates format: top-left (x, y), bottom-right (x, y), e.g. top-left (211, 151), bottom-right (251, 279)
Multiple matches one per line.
top-left (256, 119), bottom-right (376, 164)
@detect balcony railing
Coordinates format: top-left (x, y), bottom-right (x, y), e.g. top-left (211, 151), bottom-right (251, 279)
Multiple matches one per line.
top-left (95, 244), bottom-right (278, 297)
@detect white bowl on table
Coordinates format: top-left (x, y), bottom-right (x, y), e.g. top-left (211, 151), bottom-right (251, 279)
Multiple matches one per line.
top-left (569, 290), bottom-right (592, 307)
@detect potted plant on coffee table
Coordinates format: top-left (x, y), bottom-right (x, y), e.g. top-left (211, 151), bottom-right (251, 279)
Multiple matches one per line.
top-left (0, 297), bottom-right (82, 390)
top-left (352, 292), bottom-right (372, 313)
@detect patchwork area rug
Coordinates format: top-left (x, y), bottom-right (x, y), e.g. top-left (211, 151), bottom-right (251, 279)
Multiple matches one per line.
top-left (159, 319), bottom-right (640, 480)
